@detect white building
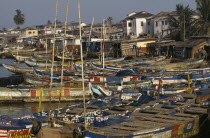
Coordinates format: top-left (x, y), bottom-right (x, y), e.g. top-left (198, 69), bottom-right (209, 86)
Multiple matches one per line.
top-left (152, 11), bottom-right (176, 38)
top-left (122, 11), bottom-right (153, 38)
top-left (153, 11), bottom-right (200, 38)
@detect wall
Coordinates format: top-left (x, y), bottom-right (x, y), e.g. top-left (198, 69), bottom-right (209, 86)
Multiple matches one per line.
top-left (135, 18), bottom-right (147, 37)
top-left (20, 29), bottom-right (38, 37)
top-left (136, 40), bottom-right (156, 52)
top-left (121, 42), bottom-right (136, 57)
top-left (153, 18), bottom-right (170, 37)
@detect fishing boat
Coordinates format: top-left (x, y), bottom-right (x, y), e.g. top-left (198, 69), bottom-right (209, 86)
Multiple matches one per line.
top-left (90, 62), bottom-right (124, 71)
top-left (84, 94), bottom-right (208, 138)
top-left (11, 54), bottom-right (31, 62)
top-left (2, 64), bottom-right (33, 74)
top-left (120, 56), bottom-right (166, 65)
top-left (159, 58), bottom-right (204, 70)
top-left (87, 57), bottom-right (126, 65)
top-left (55, 55), bottom-right (73, 61)
top-left (24, 59), bottom-right (65, 67)
top-left (9, 48), bottom-right (36, 54)
top-left (148, 75), bottom-right (188, 85)
top-left (0, 86), bottom-right (90, 102)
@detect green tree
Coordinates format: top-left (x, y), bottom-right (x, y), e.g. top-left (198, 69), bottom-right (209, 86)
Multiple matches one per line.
top-left (107, 17), bottom-right (113, 25)
top-left (55, 20), bottom-right (62, 24)
top-left (2, 27), bottom-right (7, 32)
top-left (13, 9), bottom-right (25, 28)
top-left (195, 0), bottom-right (210, 35)
top-left (47, 20), bottom-right (52, 25)
top-left (169, 4), bottom-right (195, 41)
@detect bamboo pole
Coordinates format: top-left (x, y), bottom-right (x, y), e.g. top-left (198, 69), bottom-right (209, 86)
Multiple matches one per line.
top-left (86, 17), bottom-right (94, 59)
top-left (77, 0), bottom-right (87, 129)
top-left (59, 0), bottom-right (70, 109)
top-left (49, 0), bottom-right (59, 119)
top-left (102, 19), bottom-right (105, 87)
top-left (45, 39), bottom-right (48, 69)
top-left (38, 87), bottom-right (43, 112)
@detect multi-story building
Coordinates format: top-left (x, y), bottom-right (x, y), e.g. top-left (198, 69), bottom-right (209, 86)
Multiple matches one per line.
top-left (122, 11), bottom-right (153, 38)
top-left (122, 11), bottom-right (200, 39)
top-left (152, 11), bottom-right (176, 38)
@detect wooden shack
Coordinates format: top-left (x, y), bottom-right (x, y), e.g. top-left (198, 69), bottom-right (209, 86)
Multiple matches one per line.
top-left (173, 39), bottom-right (208, 59)
top-left (120, 38), bottom-right (156, 57)
top-left (147, 40), bottom-right (176, 57)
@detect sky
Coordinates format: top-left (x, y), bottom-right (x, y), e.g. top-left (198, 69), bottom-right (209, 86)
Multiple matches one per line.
top-left (0, 0), bottom-right (197, 29)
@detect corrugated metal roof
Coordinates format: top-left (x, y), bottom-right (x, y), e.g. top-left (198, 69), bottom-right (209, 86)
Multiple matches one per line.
top-left (125, 11), bottom-right (153, 20)
top-left (175, 39), bottom-right (207, 47)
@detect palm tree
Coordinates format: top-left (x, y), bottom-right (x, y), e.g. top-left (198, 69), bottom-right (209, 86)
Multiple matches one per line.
top-left (169, 4), bottom-right (195, 41)
top-left (195, 0), bottom-right (210, 35)
top-left (13, 9), bottom-right (25, 28)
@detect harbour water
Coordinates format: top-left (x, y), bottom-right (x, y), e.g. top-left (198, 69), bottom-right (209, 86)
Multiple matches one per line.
top-left (0, 102), bottom-right (80, 118)
top-left (0, 59), bottom-right (81, 118)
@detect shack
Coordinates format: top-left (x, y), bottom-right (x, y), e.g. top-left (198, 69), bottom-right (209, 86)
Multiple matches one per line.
top-left (191, 36), bottom-right (210, 60)
top-left (173, 39), bottom-right (208, 59)
top-left (120, 38), bottom-right (156, 57)
top-left (147, 40), bottom-right (176, 57)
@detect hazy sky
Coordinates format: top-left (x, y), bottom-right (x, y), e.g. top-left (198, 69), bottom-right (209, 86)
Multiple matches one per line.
top-left (0, 0), bottom-right (196, 29)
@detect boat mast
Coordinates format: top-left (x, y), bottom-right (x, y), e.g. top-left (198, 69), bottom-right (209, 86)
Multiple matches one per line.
top-left (49, 0), bottom-right (59, 111)
top-left (77, 0), bottom-right (87, 129)
top-left (86, 17), bottom-right (94, 60)
top-left (45, 39), bottom-right (48, 69)
top-left (102, 19), bottom-right (105, 87)
top-left (59, 0), bottom-right (70, 108)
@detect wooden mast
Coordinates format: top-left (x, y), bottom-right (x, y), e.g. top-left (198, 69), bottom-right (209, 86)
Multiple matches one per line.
top-left (86, 17), bottom-right (94, 59)
top-left (77, 0), bottom-right (87, 129)
top-left (49, 0), bottom-right (59, 114)
top-left (59, 0), bottom-right (70, 108)
top-left (102, 20), bottom-right (105, 87)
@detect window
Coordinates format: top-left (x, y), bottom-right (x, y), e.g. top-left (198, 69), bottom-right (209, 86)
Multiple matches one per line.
top-left (156, 21), bottom-right (158, 27)
top-left (147, 21), bottom-right (150, 25)
top-left (162, 21), bottom-right (164, 25)
top-left (148, 30), bottom-right (150, 34)
top-left (165, 21), bottom-right (168, 25)
top-left (28, 31), bottom-right (32, 35)
top-left (128, 22), bottom-right (132, 27)
top-left (141, 21), bottom-right (144, 26)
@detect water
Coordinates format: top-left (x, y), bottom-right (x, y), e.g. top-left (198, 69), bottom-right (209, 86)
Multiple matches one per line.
top-left (0, 102), bottom-right (81, 118)
top-left (0, 59), bottom-right (15, 77)
top-left (0, 58), bottom-right (81, 118)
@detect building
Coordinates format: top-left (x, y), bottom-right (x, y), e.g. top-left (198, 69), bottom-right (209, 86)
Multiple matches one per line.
top-left (173, 39), bottom-right (208, 59)
top-left (120, 38), bottom-right (156, 57)
top-left (152, 11), bottom-right (176, 38)
top-left (20, 28), bottom-right (38, 38)
top-left (153, 11), bottom-right (200, 38)
top-left (122, 11), bottom-right (153, 39)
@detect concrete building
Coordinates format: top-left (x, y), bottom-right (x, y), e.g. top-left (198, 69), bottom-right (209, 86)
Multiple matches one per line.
top-left (20, 29), bottom-right (38, 38)
top-left (122, 11), bottom-right (153, 39)
top-left (153, 11), bottom-right (200, 38)
top-left (152, 11), bottom-right (176, 38)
